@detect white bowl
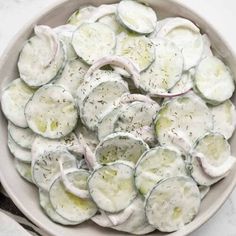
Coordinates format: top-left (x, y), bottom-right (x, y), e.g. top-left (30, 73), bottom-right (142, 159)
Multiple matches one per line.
top-left (0, 0), bottom-right (236, 235)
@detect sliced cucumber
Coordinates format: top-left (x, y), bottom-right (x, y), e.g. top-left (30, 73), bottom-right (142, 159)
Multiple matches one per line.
top-left (117, 0), bottom-right (157, 34)
top-left (31, 132), bottom-right (81, 164)
top-left (139, 37), bottom-right (183, 96)
top-left (79, 73), bottom-right (129, 130)
top-left (99, 14), bottom-right (125, 35)
top-left (112, 196), bottom-right (155, 235)
top-left (194, 56), bottom-right (235, 105)
top-left (8, 135), bottom-right (31, 163)
top-left (59, 164), bottom-right (90, 199)
top-left (145, 176), bottom-right (201, 232)
top-left (14, 159), bottom-right (33, 183)
top-left (55, 59), bottom-right (88, 97)
top-left (198, 185), bottom-right (210, 200)
top-left (170, 72), bottom-right (193, 95)
top-left (155, 92), bottom-right (213, 148)
top-left (97, 105), bottom-right (124, 141)
top-left (72, 22), bottom-right (116, 65)
top-left (54, 24), bottom-right (77, 60)
top-left (66, 6), bottom-right (96, 26)
top-left (18, 25), bottom-right (65, 87)
top-left (49, 170), bottom-right (97, 223)
top-left (95, 132), bottom-right (149, 165)
top-left (135, 147), bottom-right (187, 196)
top-left (32, 149), bottom-right (77, 191)
top-left (192, 133), bottom-right (235, 178)
top-left (39, 188), bottom-right (78, 225)
top-left (88, 162), bottom-right (137, 213)
top-left (25, 85), bottom-right (78, 139)
top-left (97, 97), bottom-right (158, 143)
top-left (77, 69), bottom-right (128, 110)
top-left (210, 100), bottom-right (236, 139)
top-left (8, 122), bottom-right (36, 149)
top-left (115, 32), bottom-right (155, 72)
top-left (157, 17), bottom-right (203, 70)
top-left (1, 79), bottom-right (35, 128)
top-left (113, 101), bottom-right (159, 145)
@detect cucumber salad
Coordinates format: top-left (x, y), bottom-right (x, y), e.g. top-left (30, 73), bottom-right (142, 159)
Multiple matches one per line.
top-left (1, 0), bottom-right (236, 234)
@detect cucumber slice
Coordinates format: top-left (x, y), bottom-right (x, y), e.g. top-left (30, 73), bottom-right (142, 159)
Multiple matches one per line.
top-left (59, 163), bottom-right (90, 199)
top-left (8, 135), bottom-right (31, 163)
top-left (117, 0), bottom-right (157, 34)
top-left (67, 6), bottom-right (96, 26)
top-left (113, 101), bottom-right (159, 145)
top-left (18, 25), bottom-right (65, 87)
top-left (8, 122), bottom-right (36, 149)
top-left (88, 162), bottom-right (137, 212)
top-left (145, 176), bottom-right (201, 232)
top-left (135, 147), bottom-right (187, 196)
top-left (79, 72), bottom-right (129, 131)
top-left (31, 132), bottom-right (81, 165)
top-left (155, 92), bottom-right (213, 148)
top-left (194, 56), bottom-right (235, 105)
top-left (14, 159), bottom-right (33, 183)
top-left (32, 149), bottom-right (77, 191)
top-left (1, 79), bottom-right (35, 128)
top-left (54, 24), bottom-right (77, 60)
top-left (157, 17), bottom-right (203, 70)
top-left (49, 170), bottom-right (97, 223)
top-left (39, 189), bottom-right (78, 225)
top-left (170, 72), bottom-right (193, 95)
top-left (198, 185), bottom-right (210, 200)
top-left (139, 37), bottom-right (183, 96)
top-left (25, 85), bottom-right (78, 139)
top-left (112, 196), bottom-right (155, 235)
top-left (55, 59), bottom-right (88, 97)
top-left (72, 22), bottom-right (116, 65)
top-left (97, 105), bottom-right (124, 141)
top-left (77, 69), bottom-right (128, 111)
top-left (192, 133), bottom-right (235, 178)
top-left (210, 100), bottom-right (236, 139)
top-left (95, 132), bottom-right (149, 165)
top-left (115, 32), bottom-right (155, 72)
top-left (97, 94), bottom-right (158, 142)
top-left (99, 14), bottom-right (125, 35)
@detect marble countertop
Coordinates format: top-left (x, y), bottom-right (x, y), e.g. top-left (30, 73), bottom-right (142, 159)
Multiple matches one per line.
top-left (0, 0), bottom-right (236, 236)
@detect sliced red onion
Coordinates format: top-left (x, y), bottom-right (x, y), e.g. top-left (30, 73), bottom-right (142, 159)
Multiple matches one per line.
top-left (167, 130), bottom-right (192, 155)
top-left (195, 152), bottom-right (236, 178)
top-left (78, 133), bottom-right (99, 169)
top-left (84, 55), bottom-right (140, 88)
top-left (118, 93), bottom-right (158, 105)
top-left (147, 88), bottom-right (192, 98)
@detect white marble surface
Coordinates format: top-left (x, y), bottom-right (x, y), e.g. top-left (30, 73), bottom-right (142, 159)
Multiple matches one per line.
top-left (0, 0), bottom-right (236, 236)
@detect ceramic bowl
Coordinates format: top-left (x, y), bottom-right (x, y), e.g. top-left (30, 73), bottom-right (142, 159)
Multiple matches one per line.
top-left (0, 0), bottom-right (236, 235)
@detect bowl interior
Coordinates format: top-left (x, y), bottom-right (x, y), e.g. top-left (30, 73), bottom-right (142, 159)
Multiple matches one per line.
top-left (0, 0), bottom-right (236, 236)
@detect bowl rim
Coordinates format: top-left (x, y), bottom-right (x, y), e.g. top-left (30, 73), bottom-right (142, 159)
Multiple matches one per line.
top-left (0, 0), bottom-right (236, 236)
